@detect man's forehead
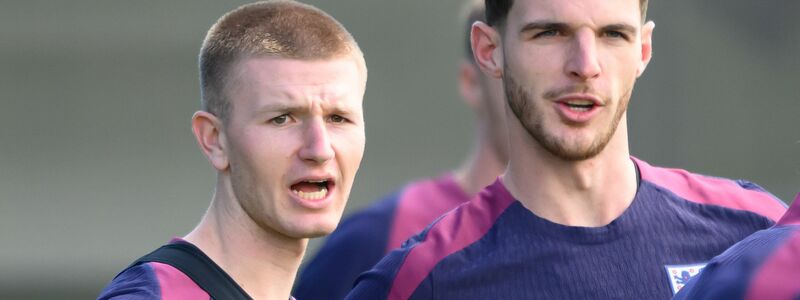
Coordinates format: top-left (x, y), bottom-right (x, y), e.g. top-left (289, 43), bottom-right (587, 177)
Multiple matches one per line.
top-left (237, 81), bottom-right (362, 111)
top-left (235, 56), bottom-right (360, 85)
top-left (265, 86), bottom-right (359, 107)
top-left (232, 57), bottom-right (361, 93)
top-left (509, 0), bottom-right (641, 28)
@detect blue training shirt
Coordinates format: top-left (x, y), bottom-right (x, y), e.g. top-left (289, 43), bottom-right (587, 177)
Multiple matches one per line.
top-left (98, 239), bottom-right (212, 300)
top-left (345, 157), bottom-right (787, 300)
top-left (295, 175), bottom-right (471, 300)
top-left (674, 193), bottom-right (800, 300)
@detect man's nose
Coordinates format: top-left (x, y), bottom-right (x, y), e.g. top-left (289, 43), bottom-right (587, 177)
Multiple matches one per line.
top-left (298, 120), bottom-right (335, 164)
top-left (564, 30), bottom-right (602, 81)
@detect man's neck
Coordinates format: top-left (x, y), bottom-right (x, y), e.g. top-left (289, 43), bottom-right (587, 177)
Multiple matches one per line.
top-left (504, 125), bottom-right (638, 227)
top-left (454, 134), bottom-right (507, 197)
top-left (184, 179), bottom-right (305, 300)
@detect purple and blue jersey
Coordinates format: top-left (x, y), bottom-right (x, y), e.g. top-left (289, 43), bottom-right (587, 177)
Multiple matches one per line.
top-left (345, 158), bottom-right (787, 300)
top-left (294, 175), bottom-right (471, 300)
top-left (674, 193), bottom-right (800, 300)
top-left (98, 240), bottom-right (210, 300)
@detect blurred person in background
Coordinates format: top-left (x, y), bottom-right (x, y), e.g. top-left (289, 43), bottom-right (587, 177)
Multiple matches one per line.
top-left (345, 0), bottom-right (787, 299)
top-left (97, 1), bottom-right (367, 299)
top-left (294, 1), bottom-right (508, 299)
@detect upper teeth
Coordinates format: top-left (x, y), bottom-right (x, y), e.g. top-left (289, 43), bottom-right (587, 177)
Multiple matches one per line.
top-left (307, 180), bottom-right (326, 183)
top-left (566, 100), bottom-right (593, 106)
top-left (293, 188), bottom-right (328, 200)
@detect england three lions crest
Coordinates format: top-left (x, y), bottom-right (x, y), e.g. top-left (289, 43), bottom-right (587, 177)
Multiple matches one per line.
top-left (664, 263), bottom-right (706, 295)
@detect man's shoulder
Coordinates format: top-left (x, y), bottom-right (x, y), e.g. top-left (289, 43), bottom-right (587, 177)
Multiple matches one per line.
top-left (293, 189), bottom-right (402, 300)
top-left (348, 179), bottom-right (517, 300)
top-left (296, 176), bottom-right (472, 300)
top-left (634, 157), bottom-right (787, 221)
top-left (686, 198), bottom-right (800, 299)
top-left (386, 174), bottom-right (474, 249)
top-left (332, 187), bottom-right (405, 242)
top-left (674, 224), bottom-right (800, 299)
top-left (98, 261), bottom-right (209, 300)
top-left (398, 174), bottom-right (471, 208)
top-left (395, 178), bottom-right (516, 255)
top-left (98, 262), bottom-right (160, 300)
top-left (333, 174), bottom-right (471, 248)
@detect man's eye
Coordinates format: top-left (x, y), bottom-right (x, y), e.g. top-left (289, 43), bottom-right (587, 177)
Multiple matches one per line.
top-left (604, 31), bottom-right (627, 39)
top-left (534, 29), bottom-right (559, 38)
top-left (270, 114), bottom-right (290, 125)
top-left (329, 115), bottom-right (347, 123)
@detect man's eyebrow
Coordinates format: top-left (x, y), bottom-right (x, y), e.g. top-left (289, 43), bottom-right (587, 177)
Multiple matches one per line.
top-left (329, 105), bottom-right (358, 116)
top-left (252, 101), bottom-right (359, 116)
top-left (519, 21), bottom-right (569, 34)
top-left (601, 23), bottom-right (637, 34)
top-left (252, 102), bottom-right (300, 115)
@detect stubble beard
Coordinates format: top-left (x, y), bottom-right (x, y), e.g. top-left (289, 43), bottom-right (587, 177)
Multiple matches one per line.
top-left (229, 158), bottom-right (341, 239)
top-left (503, 72), bottom-right (631, 161)
top-left (228, 158), bottom-right (274, 235)
top-left (478, 77), bottom-right (510, 163)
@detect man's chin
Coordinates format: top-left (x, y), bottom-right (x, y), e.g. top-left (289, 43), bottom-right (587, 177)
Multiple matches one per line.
top-left (285, 221), bottom-right (338, 239)
top-left (549, 145), bottom-right (606, 161)
top-left (534, 135), bottom-right (605, 161)
top-left (302, 230), bottom-right (333, 239)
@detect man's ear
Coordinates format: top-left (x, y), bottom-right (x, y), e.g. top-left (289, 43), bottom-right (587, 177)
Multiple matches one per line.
top-left (637, 21), bottom-right (655, 77)
top-left (191, 111), bottom-right (229, 171)
top-left (471, 21), bottom-right (503, 79)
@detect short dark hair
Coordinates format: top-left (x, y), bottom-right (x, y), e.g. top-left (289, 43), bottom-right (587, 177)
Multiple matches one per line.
top-left (485, 0), bottom-right (649, 29)
top-left (199, 0), bottom-right (364, 121)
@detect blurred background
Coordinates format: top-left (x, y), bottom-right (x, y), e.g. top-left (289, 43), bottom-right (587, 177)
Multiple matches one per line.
top-left (1, 1), bottom-right (798, 298)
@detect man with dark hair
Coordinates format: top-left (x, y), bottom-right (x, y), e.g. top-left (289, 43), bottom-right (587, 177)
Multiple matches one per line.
top-left (346, 0), bottom-right (786, 299)
top-left (98, 1), bottom-right (367, 299)
top-left (294, 1), bottom-right (507, 299)
top-left (674, 193), bottom-right (800, 299)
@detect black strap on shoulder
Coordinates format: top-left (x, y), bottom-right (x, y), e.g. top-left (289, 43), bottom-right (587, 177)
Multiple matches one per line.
top-left (130, 241), bottom-right (252, 300)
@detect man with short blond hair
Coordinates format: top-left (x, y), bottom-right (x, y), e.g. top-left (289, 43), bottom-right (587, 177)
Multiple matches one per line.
top-left (346, 0), bottom-right (785, 299)
top-left (99, 1), bottom-right (367, 299)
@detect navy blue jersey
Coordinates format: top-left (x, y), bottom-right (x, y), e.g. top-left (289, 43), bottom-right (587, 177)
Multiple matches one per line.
top-left (345, 158), bottom-right (787, 300)
top-left (674, 193), bottom-right (800, 300)
top-left (294, 175), bottom-right (471, 300)
top-left (98, 240), bottom-right (211, 300)
top-left (98, 262), bottom-right (211, 300)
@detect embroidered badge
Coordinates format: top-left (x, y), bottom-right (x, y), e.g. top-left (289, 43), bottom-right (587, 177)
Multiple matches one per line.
top-left (664, 263), bottom-right (707, 295)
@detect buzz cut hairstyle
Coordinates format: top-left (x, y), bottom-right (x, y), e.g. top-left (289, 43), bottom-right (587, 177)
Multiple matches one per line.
top-left (485, 0), bottom-right (649, 29)
top-left (199, 0), bottom-right (364, 121)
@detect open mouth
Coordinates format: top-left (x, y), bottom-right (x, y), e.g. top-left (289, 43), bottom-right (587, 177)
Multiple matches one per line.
top-left (562, 99), bottom-right (596, 112)
top-left (291, 179), bottom-right (332, 200)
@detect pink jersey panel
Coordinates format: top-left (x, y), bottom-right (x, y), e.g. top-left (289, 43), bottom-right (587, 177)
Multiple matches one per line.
top-left (388, 179), bottom-right (516, 300)
top-left (634, 157), bottom-right (785, 221)
top-left (151, 262), bottom-right (209, 300)
top-left (387, 175), bottom-right (472, 251)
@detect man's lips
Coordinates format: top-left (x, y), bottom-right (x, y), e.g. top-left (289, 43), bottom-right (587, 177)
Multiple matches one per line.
top-left (553, 93), bottom-right (603, 123)
top-left (290, 175), bottom-right (335, 201)
top-left (554, 93), bottom-right (603, 110)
